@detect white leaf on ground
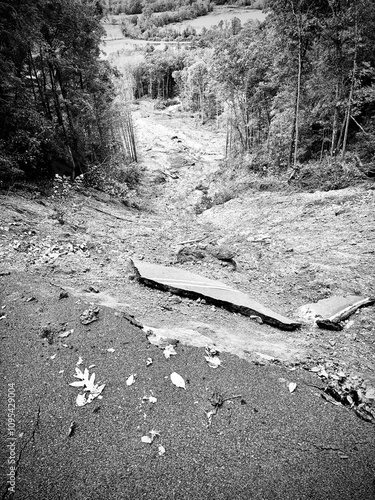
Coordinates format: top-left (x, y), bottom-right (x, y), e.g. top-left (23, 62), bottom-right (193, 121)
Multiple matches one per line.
top-left (310, 366), bottom-right (320, 372)
top-left (69, 381), bottom-right (86, 388)
top-left (146, 358), bottom-right (153, 366)
top-left (50, 354), bottom-right (57, 360)
top-left (204, 356), bottom-right (222, 369)
top-left (163, 345), bottom-right (177, 359)
top-left (170, 372), bottom-right (186, 389)
top-left (88, 364), bottom-right (96, 369)
top-left (59, 370), bottom-right (64, 374)
top-left (250, 314), bottom-right (263, 324)
top-left (158, 445), bottom-right (166, 456)
top-left (76, 394), bottom-right (87, 406)
top-left (141, 435), bottom-right (152, 444)
top-left (93, 384), bottom-right (105, 395)
top-left (205, 344), bottom-right (220, 357)
top-left (75, 367), bottom-right (84, 379)
top-left (107, 348), bottom-right (115, 353)
top-left (143, 395), bottom-right (157, 404)
top-left (58, 329), bottom-right (74, 338)
top-left (126, 374), bottom-right (136, 386)
top-left (76, 356), bottom-right (83, 366)
top-left (318, 368), bottom-right (329, 378)
top-left (289, 382), bottom-right (297, 393)
top-left (150, 430), bottom-right (159, 440)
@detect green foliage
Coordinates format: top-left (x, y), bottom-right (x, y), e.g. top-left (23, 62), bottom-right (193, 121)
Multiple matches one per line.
top-left (291, 156), bottom-right (365, 192)
top-left (0, 0), bottom-right (120, 185)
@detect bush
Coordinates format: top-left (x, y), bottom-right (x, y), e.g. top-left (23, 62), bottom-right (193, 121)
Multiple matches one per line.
top-left (292, 156), bottom-right (365, 192)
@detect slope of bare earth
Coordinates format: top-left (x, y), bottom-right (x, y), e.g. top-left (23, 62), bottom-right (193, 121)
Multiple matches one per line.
top-left (1, 99), bottom-right (374, 394)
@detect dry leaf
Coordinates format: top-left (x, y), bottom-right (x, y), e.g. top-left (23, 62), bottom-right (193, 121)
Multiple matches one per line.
top-left (76, 394), bottom-right (87, 407)
top-left (204, 356), bottom-right (221, 369)
top-left (170, 372), bottom-right (186, 389)
top-left (143, 395), bottom-right (157, 404)
top-left (146, 358), bottom-right (153, 366)
top-left (76, 356), bottom-right (83, 366)
top-left (163, 345), bottom-right (177, 359)
top-left (58, 329), bottom-right (74, 338)
top-left (289, 382), bottom-right (297, 393)
top-left (107, 348), bottom-right (115, 353)
top-left (126, 374), bottom-right (136, 386)
top-left (50, 354), bottom-right (57, 360)
top-left (69, 381), bottom-right (86, 388)
top-left (310, 366), bottom-right (320, 372)
top-left (141, 435), bottom-right (152, 444)
top-left (158, 445), bottom-right (165, 456)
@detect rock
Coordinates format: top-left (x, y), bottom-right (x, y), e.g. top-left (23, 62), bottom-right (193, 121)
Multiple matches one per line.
top-left (131, 259), bottom-right (301, 331)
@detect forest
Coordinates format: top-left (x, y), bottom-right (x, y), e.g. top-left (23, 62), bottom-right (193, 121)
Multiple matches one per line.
top-left (128, 0), bottom-right (375, 187)
top-left (1, 0), bottom-right (375, 192)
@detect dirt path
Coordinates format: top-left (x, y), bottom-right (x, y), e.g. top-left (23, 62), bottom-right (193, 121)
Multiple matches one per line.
top-left (1, 99), bottom-right (374, 393)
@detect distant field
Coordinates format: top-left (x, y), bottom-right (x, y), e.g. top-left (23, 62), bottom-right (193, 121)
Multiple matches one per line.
top-left (101, 6), bottom-right (266, 57)
top-left (165, 6), bottom-right (266, 33)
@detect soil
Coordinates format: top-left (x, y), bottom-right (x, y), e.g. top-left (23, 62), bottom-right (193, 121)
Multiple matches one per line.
top-left (1, 98), bottom-right (374, 388)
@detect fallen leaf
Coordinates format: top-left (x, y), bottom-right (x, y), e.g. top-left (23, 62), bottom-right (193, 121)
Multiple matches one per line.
top-left (289, 382), bottom-right (297, 393)
top-left (68, 421), bottom-right (76, 437)
top-left (158, 445), bottom-right (165, 456)
top-left (76, 394), bottom-right (87, 407)
top-left (76, 356), bottom-right (83, 366)
top-left (163, 344), bottom-right (177, 359)
top-left (69, 381), bottom-right (86, 388)
top-left (250, 314), bottom-right (263, 324)
top-left (143, 395), bottom-right (157, 404)
top-left (205, 344), bottom-right (220, 357)
top-left (141, 430), bottom-right (159, 444)
top-left (107, 348), bottom-right (115, 353)
top-left (50, 354), bottom-right (57, 360)
top-left (58, 329), bottom-right (74, 338)
top-left (204, 356), bottom-right (222, 369)
top-left (88, 364), bottom-right (96, 369)
top-left (58, 370), bottom-right (64, 374)
top-left (146, 358), bottom-right (153, 366)
top-left (126, 374), bottom-right (136, 386)
top-left (170, 372), bottom-right (186, 389)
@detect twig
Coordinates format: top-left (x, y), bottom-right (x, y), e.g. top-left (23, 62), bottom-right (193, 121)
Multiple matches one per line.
top-left (91, 206), bottom-right (136, 222)
top-left (177, 235), bottom-right (209, 246)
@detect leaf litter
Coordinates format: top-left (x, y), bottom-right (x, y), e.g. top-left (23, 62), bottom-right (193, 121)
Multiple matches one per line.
top-left (204, 344), bottom-right (222, 369)
top-left (69, 366), bottom-right (105, 407)
top-left (126, 374), bottom-right (136, 386)
top-left (170, 372), bottom-right (186, 389)
top-left (141, 430), bottom-right (159, 444)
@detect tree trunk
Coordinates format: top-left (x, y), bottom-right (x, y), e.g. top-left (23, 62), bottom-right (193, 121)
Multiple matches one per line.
top-left (341, 7), bottom-right (358, 160)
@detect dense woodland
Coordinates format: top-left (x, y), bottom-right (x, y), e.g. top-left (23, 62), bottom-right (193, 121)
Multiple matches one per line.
top-left (0, 0), bottom-right (137, 191)
top-left (1, 0), bottom-right (375, 191)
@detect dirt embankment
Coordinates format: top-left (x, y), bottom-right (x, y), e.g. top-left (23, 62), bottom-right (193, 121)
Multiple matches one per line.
top-left (1, 99), bottom-right (374, 390)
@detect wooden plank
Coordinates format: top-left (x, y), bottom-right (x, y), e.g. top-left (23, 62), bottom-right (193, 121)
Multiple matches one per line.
top-left (131, 259), bottom-right (301, 331)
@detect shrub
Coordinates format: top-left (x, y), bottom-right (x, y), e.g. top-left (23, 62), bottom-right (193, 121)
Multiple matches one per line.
top-left (291, 156), bottom-right (365, 192)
